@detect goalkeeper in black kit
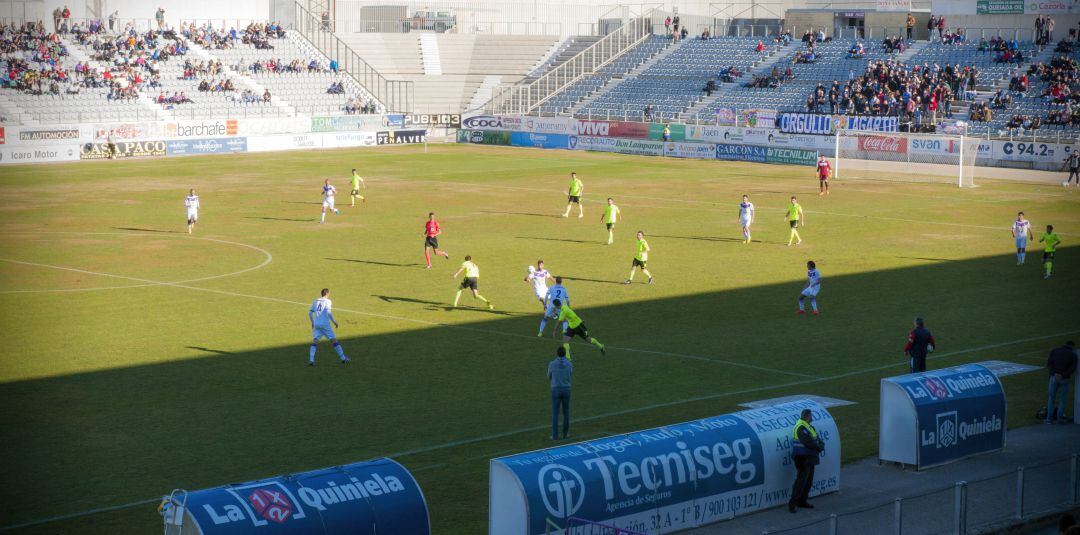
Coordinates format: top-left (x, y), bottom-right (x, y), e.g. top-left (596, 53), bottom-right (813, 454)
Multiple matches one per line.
top-left (904, 317), bottom-right (937, 373)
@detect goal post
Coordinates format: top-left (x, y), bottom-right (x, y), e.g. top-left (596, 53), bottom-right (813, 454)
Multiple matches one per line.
top-left (834, 129), bottom-right (981, 188)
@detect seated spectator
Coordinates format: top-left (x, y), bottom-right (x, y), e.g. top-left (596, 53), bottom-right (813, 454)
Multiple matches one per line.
top-left (703, 79), bottom-right (717, 96)
top-left (329, 59), bottom-right (339, 73)
top-left (262, 89), bottom-right (271, 102)
top-left (755, 40), bottom-right (765, 53)
top-left (700, 26), bottom-right (710, 40)
top-left (849, 40), bottom-right (865, 58)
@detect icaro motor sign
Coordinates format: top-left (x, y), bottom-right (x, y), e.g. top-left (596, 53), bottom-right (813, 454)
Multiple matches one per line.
top-left (489, 400), bottom-right (840, 535)
top-left (174, 458), bottom-right (431, 534)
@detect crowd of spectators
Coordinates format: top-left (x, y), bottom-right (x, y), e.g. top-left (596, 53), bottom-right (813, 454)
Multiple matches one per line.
top-left (197, 78), bottom-right (235, 92)
top-left (327, 81), bottom-right (345, 94)
top-left (344, 97), bottom-right (377, 114)
top-left (248, 58), bottom-right (324, 74)
top-left (180, 21), bottom-right (286, 51)
top-left (154, 91), bottom-right (192, 105)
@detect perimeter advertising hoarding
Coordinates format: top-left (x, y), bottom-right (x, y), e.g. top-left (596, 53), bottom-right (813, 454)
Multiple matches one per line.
top-left (457, 129), bottom-right (511, 145)
top-left (568, 136), bottom-right (664, 156)
top-left (510, 132), bottom-right (570, 149)
top-left (766, 147), bottom-right (818, 166)
top-left (165, 458), bottom-right (430, 534)
top-left (80, 140), bottom-right (166, 160)
top-left (662, 141), bottom-right (716, 159)
top-left (0, 145), bottom-right (80, 164)
top-left (489, 400), bottom-right (840, 535)
top-left (880, 364), bottom-right (1006, 470)
top-left (649, 123), bottom-right (686, 142)
top-left (165, 137), bottom-right (247, 156)
top-left (715, 143), bottom-right (767, 163)
top-left (571, 119), bottom-right (650, 139)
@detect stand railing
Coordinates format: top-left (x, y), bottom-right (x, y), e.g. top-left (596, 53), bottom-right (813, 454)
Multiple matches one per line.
top-left (485, 10), bottom-right (655, 116)
top-left (293, 2), bottom-right (413, 113)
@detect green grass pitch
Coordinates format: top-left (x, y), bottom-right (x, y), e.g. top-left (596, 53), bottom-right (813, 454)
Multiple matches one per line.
top-left (0, 144), bottom-right (1077, 534)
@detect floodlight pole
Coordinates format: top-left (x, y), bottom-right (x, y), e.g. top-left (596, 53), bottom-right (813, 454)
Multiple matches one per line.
top-left (958, 133), bottom-right (964, 188)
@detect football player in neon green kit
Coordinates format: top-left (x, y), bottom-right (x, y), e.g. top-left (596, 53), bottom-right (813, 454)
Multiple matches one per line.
top-left (552, 298), bottom-right (605, 359)
top-left (562, 172), bottom-right (584, 218)
top-left (602, 197), bottom-right (620, 244)
top-left (451, 255), bottom-right (493, 309)
top-left (349, 168), bottom-right (365, 206)
top-left (626, 230), bottom-right (653, 284)
top-left (785, 196), bottom-right (805, 246)
top-left (1039, 224), bottom-right (1061, 279)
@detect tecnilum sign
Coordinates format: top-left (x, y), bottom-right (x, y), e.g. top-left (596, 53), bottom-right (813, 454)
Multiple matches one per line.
top-left (489, 400), bottom-right (840, 535)
top-left (167, 458), bottom-right (430, 534)
top-left (879, 363), bottom-right (1006, 470)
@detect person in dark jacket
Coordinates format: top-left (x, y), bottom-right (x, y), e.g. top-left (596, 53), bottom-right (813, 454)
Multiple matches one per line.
top-left (1046, 341), bottom-right (1077, 424)
top-left (905, 317), bottom-right (936, 373)
top-left (789, 409), bottom-right (825, 513)
top-left (548, 346), bottom-right (573, 440)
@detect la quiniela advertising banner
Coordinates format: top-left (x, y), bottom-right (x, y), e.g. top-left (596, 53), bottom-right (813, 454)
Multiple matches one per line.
top-left (489, 400), bottom-right (840, 535)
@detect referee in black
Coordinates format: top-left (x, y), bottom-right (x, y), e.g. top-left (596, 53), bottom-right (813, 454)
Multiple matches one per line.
top-left (904, 317), bottom-right (937, 373)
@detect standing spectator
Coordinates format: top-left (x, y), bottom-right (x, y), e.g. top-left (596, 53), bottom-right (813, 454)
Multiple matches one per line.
top-left (321, 11), bottom-right (330, 31)
top-left (1046, 341), bottom-right (1076, 424)
top-left (61, 5), bottom-right (71, 33)
top-left (937, 15), bottom-right (946, 39)
top-left (904, 317), bottom-right (936, 373)
top-left (662, 123), bottom-right (671, 141)
top-left (155, 7), bottom-right (165, 30)
top-left (927, 16), bottom-right (936, 41)
top-left (548, 347), bottom-right (572, 441)
top-left (1064, 150), bottom-right (1080, 187)
top-left (664, 16), bottom-right (671, 34)
top-left (108, 10), bottom-right (118, 32)
top-left (672, 14), bottom-right (680, 34)
top-left (906, 13), bottom-right (915, 39)
top-left (788, 409), bottom-right (825, 513)
top-left (1047, 16), bottom-right (1056, 42)
top-left (52, 7), bottom-right (62, 33)
top-left (329, 59), bottom-right (339, 73)
top-left (1036, 15), bottom-right (1045, 44)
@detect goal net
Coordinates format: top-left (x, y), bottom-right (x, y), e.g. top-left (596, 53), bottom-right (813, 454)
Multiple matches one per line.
top-left (834, 130), bottom-right (981, 187)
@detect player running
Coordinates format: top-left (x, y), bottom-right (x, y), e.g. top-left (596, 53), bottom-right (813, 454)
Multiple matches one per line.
top-left (551, 299), bottom-right (606, 358)
top-left (785, 196), bottom-right (805, 246)
top-left (524, 260), bottom-right (553, 306)
top-left (739, 194), bottom-right (755, 243)
top-left (796, 260), bottom-right (821, 315)
top-left (452, 255), bottom-right (493, 309)
top-left (602, 198), bottom-right (620, 245)
top-left (1039, 224), bottom-right (1061, 279)
top-left (539, 276), bottom-right (569, 337)
top-left (423, 212), bottom-right (450, 269)
top-left (320, 179), bottom-right (340, 224)
top-left (184, 189), bottom-right (200, 234)
top-left (816, 155), bottom-right (832, 195)
top-left (308, 288), bottom-right (350, 366)
top-left (562, 172), bottom-right (585, 218)
top-left (1011, 211), bottom-right (1034, 265)
top-left (626, 230), bottom-right (653, 284)
top-left (349, 168), bottom-right (365, 206)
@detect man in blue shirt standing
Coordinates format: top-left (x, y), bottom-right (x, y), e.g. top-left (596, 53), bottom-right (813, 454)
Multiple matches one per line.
top-left (548, 347), bottom-right (573, 440)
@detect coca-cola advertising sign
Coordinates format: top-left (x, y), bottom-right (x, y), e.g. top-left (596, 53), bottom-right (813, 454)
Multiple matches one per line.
top-left (858, 135), bottom-right (907, 154)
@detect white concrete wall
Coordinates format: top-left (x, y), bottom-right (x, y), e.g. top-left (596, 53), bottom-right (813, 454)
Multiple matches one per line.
top-left (5, 0), bottom-right (271, 27)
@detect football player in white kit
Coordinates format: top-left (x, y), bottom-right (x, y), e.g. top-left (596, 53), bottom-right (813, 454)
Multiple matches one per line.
top-left (539, 276), bottom-right (569, 337)
top-left (320, 179), bottom-right (340, 224)
top-left (524, 260), bottom-right (553, 306)
top-left (738, 194), bottom-right (755, 244)
top-left (184, 189), bottom-right (199, 234)
top-left (796, 260), bottom-right (821, 315)
top-left (1011, 211), bottom-right (1033, 265)
top-left (308, 288), bottom-right (349, 366)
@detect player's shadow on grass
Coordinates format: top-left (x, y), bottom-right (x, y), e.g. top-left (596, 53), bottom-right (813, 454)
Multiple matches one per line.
top-left (652, 234), bottom-right (781, 245)
top-left (327, 258), bottom-right (424, 268)
top-left (515, 236), bottom-right (597, 245)
top-left (561, 275), bottom-right (627, 286)
top-left (113, 227), bottom-right (182, 234)
top-left (374, 294), bottom-right (519, 316)
top-left (280, 201), bottom-right (323, 205)
top-left (895, 256), bottom-right (962, 263)
top-left (186, 346), bottom-right (236, 355)
top-left (246, 216), bottom-right (318, 223)
top-left (479, 210), bottom-right (562, 219)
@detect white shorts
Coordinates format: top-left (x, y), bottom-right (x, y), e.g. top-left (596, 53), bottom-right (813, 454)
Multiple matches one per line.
top-left (801, 286), bottom-right (820, 298)
top-left (1015, 237), bottom-right (1027, 249)
top-left (533, 287), bottom-right (547, 302)
top-left (187, 209), bottom-right (198, 222)
top-left (323, 198), bottom-right (336, 210)
top-left (312, 325), bottom-right (336, 341)
top-left (740, 217), bottom-right (752, 228)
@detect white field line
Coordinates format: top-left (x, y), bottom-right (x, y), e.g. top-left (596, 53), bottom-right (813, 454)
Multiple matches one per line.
top-left (0, 257), bottom-right (815, 379)
top-left (0, 233), bottom-right (273, 294)
top-left (4, 330), bottom-right (1074, 533)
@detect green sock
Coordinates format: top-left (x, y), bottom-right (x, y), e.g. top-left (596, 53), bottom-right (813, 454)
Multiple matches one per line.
top-left (477, 294), bottom-right (490, 304)
top-left (453, 290), bottom-right (462, 306)
top-left (590, 338), bottom-right (603, 348)
top-left (1046, 261), bottom-right (1053, 275)
top-left (562, 342), bottom-right (571, 360)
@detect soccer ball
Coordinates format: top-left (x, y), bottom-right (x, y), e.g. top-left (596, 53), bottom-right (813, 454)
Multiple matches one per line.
top-left (527, 265), bottom-right (536, 274)
top-left (927, 344), bottom-right (935, 353)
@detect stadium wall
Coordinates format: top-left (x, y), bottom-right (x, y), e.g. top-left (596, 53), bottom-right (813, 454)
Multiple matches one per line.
top-left (457, 115), bottom-right (1077, 172)
top-left (12, 0), bottom-right (271, 27)
top-left (0, 115), bottom-right (439, 165)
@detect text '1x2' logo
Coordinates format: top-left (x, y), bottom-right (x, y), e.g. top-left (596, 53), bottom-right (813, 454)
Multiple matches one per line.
top-left (247, 487), bottom-right (295, 524)
top-left (538, 464), bottom-right (585, 519)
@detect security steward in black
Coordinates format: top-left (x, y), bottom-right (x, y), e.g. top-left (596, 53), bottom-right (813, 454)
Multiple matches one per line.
top-left (789, 408), bottom-right (825, 513)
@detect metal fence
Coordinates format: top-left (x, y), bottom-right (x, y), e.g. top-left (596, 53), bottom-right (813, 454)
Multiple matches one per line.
top-left (763, 454), bottom-right (1080, 535)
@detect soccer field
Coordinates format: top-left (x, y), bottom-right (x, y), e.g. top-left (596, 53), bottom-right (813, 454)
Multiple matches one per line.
top-left (0, 144), bottom-right (1077, 534)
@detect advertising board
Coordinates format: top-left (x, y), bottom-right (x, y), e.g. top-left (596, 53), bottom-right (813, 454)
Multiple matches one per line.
top-left (649, 123), bottom-right (685, 142)
top-left (510, 132), bottom-right (570, 149)
top-left (405, 114), bottom-right (461, 128)
top-left (0, 145), bottom-right (81, 164)
top-left (715, 143), bottom-right (767, 163)
top-left (766, 147), bottom-right (818, 166)
top-left (489, 400), bottom-right (840, 535)
top-left (247, 133), bottom-right (324, 153)
top-left (522, 116), bottom-right (573, 134)
top-left (778, 113), bottom-right (835, 135)
top-left (164, 120), bottom-right (239, 139)
top-left (568, 136), bottom-right (664, 156)
top-left (80, 140), bottom-right (166, 160)
top-left (165, 137), bottom-right (248, 156)
top-left (457, 129), bottom-right (511, 145)
top-left (663, 141), bottom-right (716, 159)
top-left (571, 120), bottom-right (649, 139)
top-left (377, 130), bottom-right (427, 145)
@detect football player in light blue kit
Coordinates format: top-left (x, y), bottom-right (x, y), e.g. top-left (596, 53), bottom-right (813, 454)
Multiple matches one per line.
top-left (1011, 211), bottom-right (1033, 265)
top-left (796, 260), bottom-right (821, 315)
top-left (309, 288), bottom-right (350, 366)
top-left (539, 276), bottom-right (569, 337)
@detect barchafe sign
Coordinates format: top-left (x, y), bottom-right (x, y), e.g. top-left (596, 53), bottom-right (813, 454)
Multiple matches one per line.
top-left (163, 458), bottom-right (430, 534)
top-left (489, 400), bottom-right (840, 535)
top-left (879, 363), bottom-right (1006, 470)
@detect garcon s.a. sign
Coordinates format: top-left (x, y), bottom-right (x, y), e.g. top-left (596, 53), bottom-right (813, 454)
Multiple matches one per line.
top-left (490, 400), bottom-right (840, 535)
